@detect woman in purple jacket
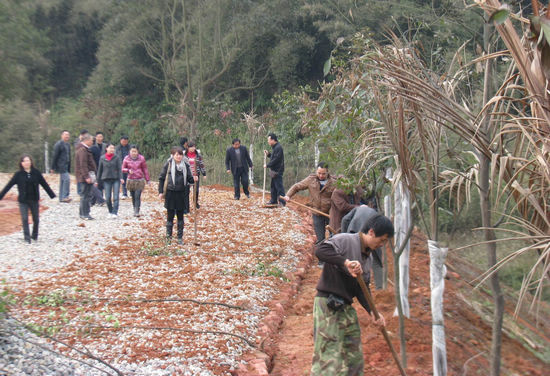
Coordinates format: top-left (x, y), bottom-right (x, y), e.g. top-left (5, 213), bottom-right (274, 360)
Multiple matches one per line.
top-left (122, 145), bottom-right (150, 217)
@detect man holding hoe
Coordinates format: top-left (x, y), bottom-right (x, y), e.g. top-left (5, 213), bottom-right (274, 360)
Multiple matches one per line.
top-left (311, 213), bottom-right (394, 375)
top-left (282, 162), bottom-right (335, 244)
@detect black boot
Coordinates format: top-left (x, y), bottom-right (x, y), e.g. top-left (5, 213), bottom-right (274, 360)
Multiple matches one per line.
top-left (177, 220), bottom-right (184, 245)
top-left (166, 221), bottom-right (173, 239)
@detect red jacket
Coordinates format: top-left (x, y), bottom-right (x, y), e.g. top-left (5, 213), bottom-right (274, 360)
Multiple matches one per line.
top-left (122, 154), bottom-right (150, 181)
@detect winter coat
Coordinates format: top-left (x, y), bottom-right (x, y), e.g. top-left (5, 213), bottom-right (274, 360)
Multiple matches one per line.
top-left (97, 154), bottom-right (122, 182)
top-left (341, 205), bottom-right (378, 234)
top-left (184, 150), bottom-right (206, 176)
top-left (286, 173), bottom-right (336, 214)
top-left (329, 187), bottom-right (364, 232)
top-left (266, 142), bottom-right (284, 175)
top-left (90, 142), bottom-right (107, 168)
top-left (158, 159), bottom-right (195, 193)
top-left (122, 154), bottom-right (150, 181)
top-left (225, 145), bottom-right (253, 174)
top-left (0, 168), bottom-right (56, 203)
top-left (51, 140), bottom-right (71, 173)
top-left (115, 143), bottom-right (130, 161)
top-left (74, 143), bottom-right (97, 183)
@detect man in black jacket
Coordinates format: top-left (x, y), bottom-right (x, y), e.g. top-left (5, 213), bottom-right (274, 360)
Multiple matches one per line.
top-left (225, 138), bottom-right (253, 200)
top-left (50, 130), bottom-right (72, 202)
top-left (311, 214), bottom-right (393, 375)
top-left (263, 133), bottom-right (285, 206)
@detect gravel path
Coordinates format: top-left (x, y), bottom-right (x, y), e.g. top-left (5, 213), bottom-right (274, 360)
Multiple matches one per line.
top-left (1, 174), bottom-right (166, 374)
top-left (0, 173), bottom-right (307, 375)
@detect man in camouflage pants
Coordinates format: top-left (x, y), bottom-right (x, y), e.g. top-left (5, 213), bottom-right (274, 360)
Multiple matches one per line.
top-left (311, 214), bottom-right (394, 375)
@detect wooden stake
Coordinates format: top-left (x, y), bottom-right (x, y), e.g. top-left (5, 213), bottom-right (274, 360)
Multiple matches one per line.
top-left (280, 196), bottom-right (330, 218)
top-left (356, 275), bottom-right (407, 376)
top-left (193, 182), bottom-right (199, 246)
top-left (262, 153), bottom-right (267, 205)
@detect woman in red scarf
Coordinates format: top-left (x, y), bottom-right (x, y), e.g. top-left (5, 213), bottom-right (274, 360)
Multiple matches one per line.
top-left (97, 143), bottom-right (123, 218)
top-left (184, 141), bottom-right (206, 209)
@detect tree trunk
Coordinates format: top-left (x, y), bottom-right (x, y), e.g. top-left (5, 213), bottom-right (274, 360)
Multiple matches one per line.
top-left (383, 167), bottom-right (393, 290)
top-left (429, 240), bottom-right (448, 376)
top-left (394, 180), bottom-right (411, 318)
top-left (481, 20), bottom-right (504, 376)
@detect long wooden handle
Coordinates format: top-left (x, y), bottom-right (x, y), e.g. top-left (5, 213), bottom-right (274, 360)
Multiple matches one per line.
top-left (356, 276), bottom-right (407, 376)
top-left (262, 153), bottom-right (267, 204)
top-left (280, 196), bottom-right (330, 218)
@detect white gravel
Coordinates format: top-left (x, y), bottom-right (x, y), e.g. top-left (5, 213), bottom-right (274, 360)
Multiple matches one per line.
top-left (0, 173), bottom-right (308, 375)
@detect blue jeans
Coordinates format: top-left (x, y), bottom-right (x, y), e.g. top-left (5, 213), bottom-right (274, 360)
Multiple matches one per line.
top-left (313, 214), bottom-right (329, 244)
top-left (233, 167), bottom-right (250, 199)
top-left (269, 173), bottom-right (285, 205)
top-left (19, 200), bottom-right (39, 241)
top-left (79, 182), bottom-right (92, 217)
top-left (59, 172), bottom-right (70, 201)
top-left (102, 179), bottom-right (120, 215)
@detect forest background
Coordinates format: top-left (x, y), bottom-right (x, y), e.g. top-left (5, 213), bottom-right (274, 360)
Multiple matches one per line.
top-left (0, 0), bottom-right (546, 321)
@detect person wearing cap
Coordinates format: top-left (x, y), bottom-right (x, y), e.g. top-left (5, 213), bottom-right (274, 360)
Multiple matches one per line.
top-left (116, 135), bottom-right (130, 198)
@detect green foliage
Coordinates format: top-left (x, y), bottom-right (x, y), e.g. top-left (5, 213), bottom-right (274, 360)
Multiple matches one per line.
top-left (0, 100), bottom-right (43, 171)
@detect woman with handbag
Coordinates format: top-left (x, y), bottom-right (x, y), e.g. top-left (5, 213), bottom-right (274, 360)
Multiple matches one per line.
top-left (158, 147), bottom-right (194, 244)
top-left (0, 154), bottom-right (56, 243)
top-left (122, 145), bottom-right (150, 217)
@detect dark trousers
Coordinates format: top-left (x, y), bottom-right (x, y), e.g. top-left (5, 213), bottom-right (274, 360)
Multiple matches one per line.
top-left (269, 174), bottom-right (285, 205)
top-left (193, 177), bottom-right (201, 207)
top-left (167, 209), bottom-right (184, 238)
top-left (121, 173), bottom-right (128, 196)
top-left (90, 185), bottom-right (105, 206)
top-left (130, 189), bottom-right (142, 212)
top-left (313, 214), bottom-right (329, 244)
top-left (19, 200), bottom-right (39, 241)
top-left (233, 167), bottom-right (250, 199)
top-left (79, 182), bottom-right (93, 217)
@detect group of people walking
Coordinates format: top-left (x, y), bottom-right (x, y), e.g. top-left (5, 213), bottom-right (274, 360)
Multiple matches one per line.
top-left (1, 128), bottom-right (394, 375)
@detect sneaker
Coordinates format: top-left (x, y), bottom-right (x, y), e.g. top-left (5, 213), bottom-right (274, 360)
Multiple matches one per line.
top-left (234, 196), bottom-right (240, 200)
top-left (80, 216), bottom-right (94, 220)
top-left (60, 197), bottom-right (72, 203)
top-left (111, 213), bottom-right (118, 219)
top-left (121, 195), bottom-right (128, 199)
top-left (245, 194), bottom-right (250, 198)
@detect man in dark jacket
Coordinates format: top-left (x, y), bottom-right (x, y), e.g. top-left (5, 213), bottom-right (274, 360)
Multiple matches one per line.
top-left (311, 214), bottom-right (392, 375)
top-left (90, 131), bottom-right (107, 167)
top-left (263, 133), bottom-right (285, 206)
top-left (115, 135), bottom-right (130, 198)
top-left (50, 130), bottom-right (72, 202)
top-left (225, 138), bottom-right (253, 200)
top-left (75, 134), bottom-right (96, 220)
top-left (90, 131), bottom-right (107, 204)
